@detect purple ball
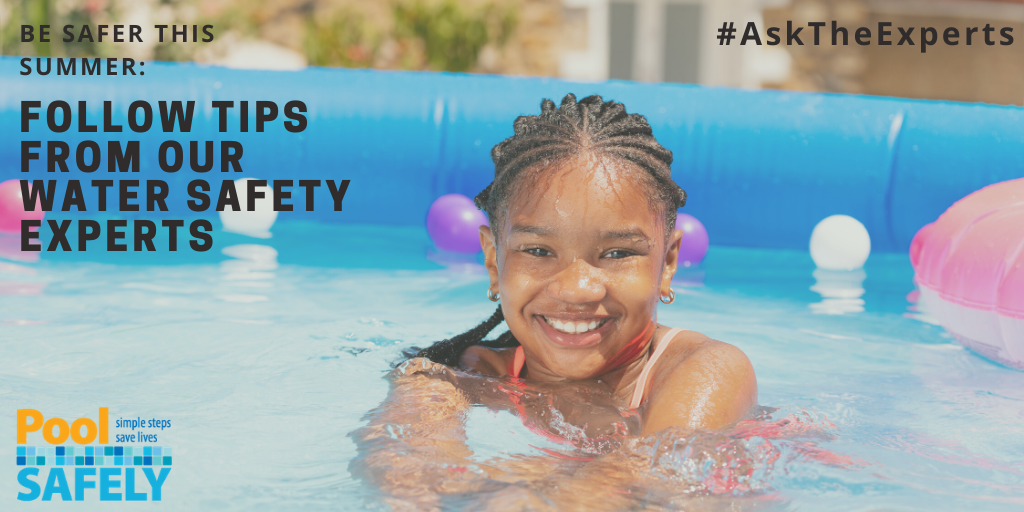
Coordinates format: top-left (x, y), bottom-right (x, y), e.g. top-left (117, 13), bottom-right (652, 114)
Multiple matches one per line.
top-left (676, 213), bottom-right (709, 267)
top-left (427, 194), bottom-right (488, 253)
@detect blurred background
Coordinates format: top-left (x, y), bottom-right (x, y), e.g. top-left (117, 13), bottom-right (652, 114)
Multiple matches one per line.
top-left (1, 0), bottom-right (1021, 105)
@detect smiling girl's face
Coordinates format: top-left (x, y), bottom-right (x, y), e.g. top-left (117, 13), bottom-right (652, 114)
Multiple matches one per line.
top-left (479, 151), bottom-right (683, 381)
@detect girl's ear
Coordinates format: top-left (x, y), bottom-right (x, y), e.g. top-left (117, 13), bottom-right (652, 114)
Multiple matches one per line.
top-left (479, 225), bottom-right (500, 291)
top-left (661, 228), bottom-right (683, 292)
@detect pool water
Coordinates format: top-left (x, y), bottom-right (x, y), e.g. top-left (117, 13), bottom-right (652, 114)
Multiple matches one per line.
top-left (2, 222), bottom-right (1022, 510)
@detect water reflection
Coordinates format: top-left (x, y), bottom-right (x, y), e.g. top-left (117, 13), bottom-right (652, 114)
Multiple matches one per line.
top-left (673, 267), bottom-right (706, 287)
top-left (809, 269), bottom-right (865, 314)
top-left (0, 234), bottom-right (39, 263)
top-left (425, 247), bottom-right (486, 273)
top-left (217, 244), bottom-right (278, 303)
top-left (0, 237), bottom-right (45, 297)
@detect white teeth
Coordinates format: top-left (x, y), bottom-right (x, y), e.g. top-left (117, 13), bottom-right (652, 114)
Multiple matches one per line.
top-left (544, 317), bottom-right (605, 334)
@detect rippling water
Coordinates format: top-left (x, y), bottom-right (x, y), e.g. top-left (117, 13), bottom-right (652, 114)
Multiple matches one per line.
top-left (1, 222), bottom-right (1022, 510)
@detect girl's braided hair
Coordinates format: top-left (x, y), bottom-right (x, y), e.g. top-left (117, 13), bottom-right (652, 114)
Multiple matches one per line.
top-left (413, 93), bottom-right (686, 368)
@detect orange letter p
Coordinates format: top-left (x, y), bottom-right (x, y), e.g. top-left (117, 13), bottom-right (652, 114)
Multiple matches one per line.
top-left (17, 409), bottom-right (43, 444)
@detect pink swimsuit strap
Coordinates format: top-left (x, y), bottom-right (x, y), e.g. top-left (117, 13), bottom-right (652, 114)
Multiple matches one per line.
top-left (628, 327), bottom-right (685, 409)
top-left (510, 343), bottom-right (527, 377)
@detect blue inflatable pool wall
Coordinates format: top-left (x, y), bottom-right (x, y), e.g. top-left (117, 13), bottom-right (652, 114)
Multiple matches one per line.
top-left (2, 57), bottom-right (1022, 252)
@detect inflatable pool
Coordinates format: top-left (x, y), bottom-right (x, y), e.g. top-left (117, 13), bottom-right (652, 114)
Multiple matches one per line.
top-left (912, 179), bottom-right (1024, 369)
top-left (3, 58), bottom-right (1024, 509)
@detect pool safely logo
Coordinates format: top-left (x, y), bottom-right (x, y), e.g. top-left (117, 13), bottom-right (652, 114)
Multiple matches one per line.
top-left (15, 408), bottom-right (171, 502)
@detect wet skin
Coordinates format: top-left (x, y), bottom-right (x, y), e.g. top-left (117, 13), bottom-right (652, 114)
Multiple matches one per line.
top-left (463, 151), bottom-right (758, 434)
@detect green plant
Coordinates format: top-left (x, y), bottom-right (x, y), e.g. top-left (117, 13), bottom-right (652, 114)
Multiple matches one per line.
top-left (1, 0), bottom-right (117, 57)
top-left (392, 0), bottom-right (516, 72)
top-left (304, 9), bottom-right (380, 69)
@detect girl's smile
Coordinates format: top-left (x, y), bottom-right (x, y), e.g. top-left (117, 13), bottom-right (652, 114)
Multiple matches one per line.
top-left (536, 313), bottom-right (613, 347)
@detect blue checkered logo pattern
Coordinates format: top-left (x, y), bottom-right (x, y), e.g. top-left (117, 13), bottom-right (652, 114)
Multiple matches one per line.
top-left (16, 446), bottom-right (172, 467)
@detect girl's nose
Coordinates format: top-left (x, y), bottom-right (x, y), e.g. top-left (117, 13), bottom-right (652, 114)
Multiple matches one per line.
top-left (546, 257), bottom-right (606, 304)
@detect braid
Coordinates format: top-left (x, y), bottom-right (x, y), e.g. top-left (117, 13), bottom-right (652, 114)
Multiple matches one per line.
top-left (476, 93), bottom-right (686, 232)
top-left (413, 306), bottom-right (509, 367)
top-left (413, 94), bottom-right (685, 367)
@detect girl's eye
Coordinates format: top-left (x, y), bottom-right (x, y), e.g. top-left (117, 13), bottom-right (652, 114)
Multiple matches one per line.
top-left (524, 247), bottom-right (551, 257)
top-left (604, 249), bottom-right (633, 259)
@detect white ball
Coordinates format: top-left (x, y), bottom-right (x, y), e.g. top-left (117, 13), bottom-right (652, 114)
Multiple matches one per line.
top-left (219, 178), bottom-right (278, 239)
top-left (810, 215), bottom-right (871, 270)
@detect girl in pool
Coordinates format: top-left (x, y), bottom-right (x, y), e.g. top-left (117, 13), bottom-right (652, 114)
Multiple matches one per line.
top-left (354, 94), bottom-right (758, 510)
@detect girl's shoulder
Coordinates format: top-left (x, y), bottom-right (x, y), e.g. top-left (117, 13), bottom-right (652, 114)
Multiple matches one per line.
top-left (459, 344), bottom-right (516, 376)
top-left (643, 326), bottom-right (758, 432)
top-left (653, 326), bottom-right (749, 370)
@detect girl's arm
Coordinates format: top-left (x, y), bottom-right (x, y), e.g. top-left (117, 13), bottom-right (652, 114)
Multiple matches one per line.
top-left (350, 358), bottom-right (483, 508)
top-left (350, 358), bottom-right (565, 509)
top-left (469, 428), bottom-right (763, 512)
top-left (353, 348), bottom-right (758, 510)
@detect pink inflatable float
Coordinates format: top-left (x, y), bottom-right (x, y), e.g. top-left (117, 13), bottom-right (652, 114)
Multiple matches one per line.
top-left (0, 179), bottom-right (45, 235)
top-left (911, 178), bottom-right (1024, 369)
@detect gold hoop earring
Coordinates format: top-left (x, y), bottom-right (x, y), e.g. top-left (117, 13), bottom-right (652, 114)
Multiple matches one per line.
top-left (487, 289), bottom-right (500, 302)
top-left (660, 289), bottom-right (675, 305)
